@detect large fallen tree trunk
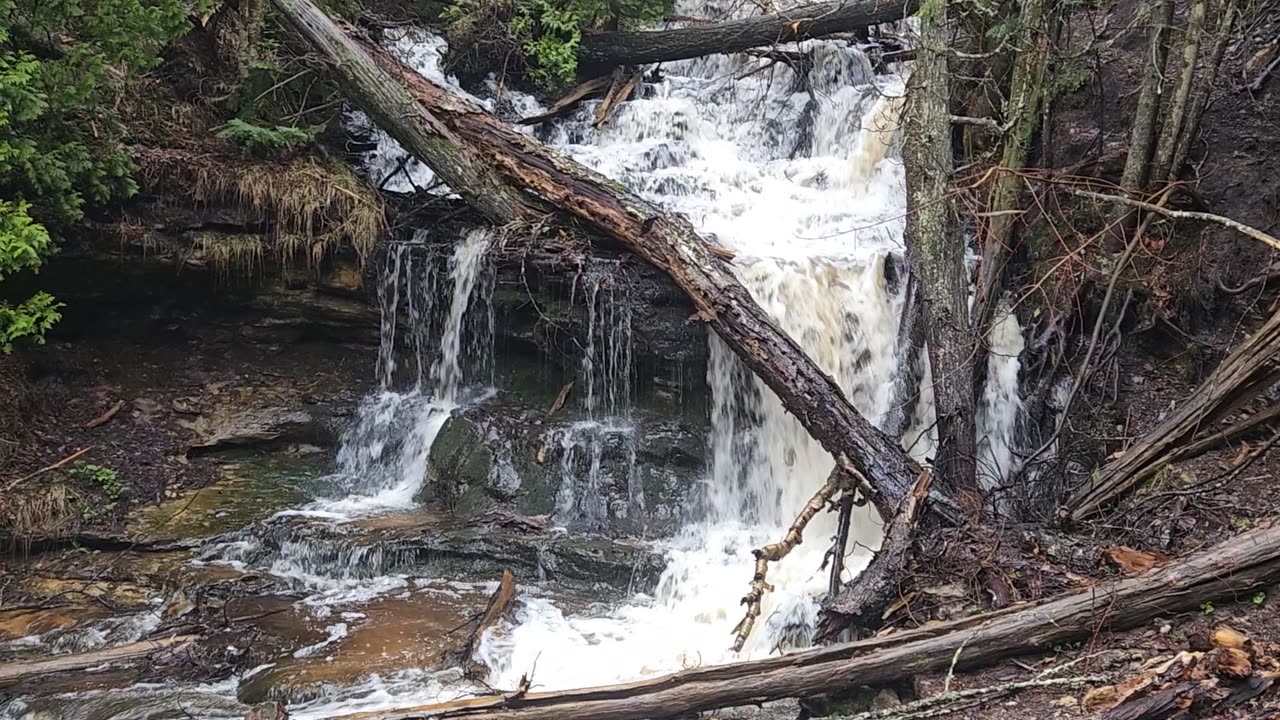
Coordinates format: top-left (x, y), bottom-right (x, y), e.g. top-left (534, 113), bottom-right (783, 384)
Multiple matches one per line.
top-left (0, 635), bottom-right (197, 688)
top-left (576, 0), bottom-right (920, 69)
top-left (271, 0), bottom-right (954, 525)
top-left (1064, 307), bottom-right (1280, 522)
top-left (333, 521), bottom-right (1280, 720)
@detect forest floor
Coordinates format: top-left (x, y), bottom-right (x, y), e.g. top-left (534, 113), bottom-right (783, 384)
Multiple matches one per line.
top-left (0, 327), bottom-right (372, 543)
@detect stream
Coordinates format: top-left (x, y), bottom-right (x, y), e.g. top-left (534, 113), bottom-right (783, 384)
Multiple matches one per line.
top-left (1, 4), bottom-right (1026, 718)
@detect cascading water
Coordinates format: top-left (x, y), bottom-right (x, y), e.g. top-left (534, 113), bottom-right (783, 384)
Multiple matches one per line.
top-left (553, 272), bottom-right (641, 528)
top-left (4, 9), bottom-right (1033, 718)
top-left (473, 8), bottom-right (1025, 691)
top-left (322, 229), bottom-right (492, 513)
top-left (198, 229), bottom-right (495, 603)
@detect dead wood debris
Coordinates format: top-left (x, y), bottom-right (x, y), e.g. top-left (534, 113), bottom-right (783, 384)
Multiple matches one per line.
top-left (1081, 624), bottom-right (1280, 720)
top-left (85, 399), bottom-right (126, 429)
top-left (733, 467), bottom-right (850, 652)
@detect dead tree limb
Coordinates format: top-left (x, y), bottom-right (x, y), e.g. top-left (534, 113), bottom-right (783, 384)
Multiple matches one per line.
top-left (1169, 400), bottom-right (1280, 463)
top-left (576, 0), bottom-right (919, 70)
top-left (733, 468), bottom-right (849, 652)
top-left (882, 272), bottom-right (924, 440)
top-left (270, 0), bottom-right (948, 526)
top-left (817, 469), bottom-right (932, 642)
top-left (1063, 187), bottom-right (1280, 253)
top-left (0, 635), bottom-right (197, 688)
top-left (456, 569), bottom-right (517, 666)
top-left (330, 522), bottom-right (1280, 720)
top-left (1065, 307), bottom-right (1280, 521)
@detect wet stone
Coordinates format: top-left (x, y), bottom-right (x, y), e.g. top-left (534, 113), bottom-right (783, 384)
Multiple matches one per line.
top-left (128, 458), bottom-right (320, 544)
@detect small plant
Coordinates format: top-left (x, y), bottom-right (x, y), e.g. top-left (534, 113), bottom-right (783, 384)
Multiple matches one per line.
top-left (68, 461), bottom-right (125, 503)
top-left (216, 119), bottom-right (322, 158)
top-left (1200, 601), bottom-right (1215, 616)
top-left (1253, 592), bottom-right (1267, 606)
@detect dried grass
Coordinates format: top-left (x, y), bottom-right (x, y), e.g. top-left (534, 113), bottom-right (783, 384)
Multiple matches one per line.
top-left (1, 484), bottom-right (73, 538)
top-left (135, 148), bottom-right (384, 276)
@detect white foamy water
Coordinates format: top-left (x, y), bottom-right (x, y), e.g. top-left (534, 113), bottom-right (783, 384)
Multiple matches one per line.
top-left (349, 2), bottom-right (1030, 695)
top-left (317, 229), bottom-right (492, 516)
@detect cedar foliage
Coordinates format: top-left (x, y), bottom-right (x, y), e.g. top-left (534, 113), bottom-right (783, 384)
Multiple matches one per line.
top-left (0, 0), bottom-right (207, 350)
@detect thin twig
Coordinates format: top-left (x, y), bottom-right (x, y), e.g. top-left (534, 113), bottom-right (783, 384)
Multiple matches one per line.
top-left (1063, 187), bottom-right (1280, 251)
top-left (4, 446), bottom-right (95, 492)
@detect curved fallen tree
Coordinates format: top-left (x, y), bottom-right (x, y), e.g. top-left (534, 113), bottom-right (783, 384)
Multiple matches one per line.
top-left (576, 0), bottom-right (920, 69)
top-left (333, 522), bottom-right (1280, 720)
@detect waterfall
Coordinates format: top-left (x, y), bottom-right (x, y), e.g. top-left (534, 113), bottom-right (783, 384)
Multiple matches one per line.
top-left (319, 229), bottom-right (493, 514)
top-left (467, 3), bottom-right (1023, 689)
top-left (552, 271), bottom-right (641, 528)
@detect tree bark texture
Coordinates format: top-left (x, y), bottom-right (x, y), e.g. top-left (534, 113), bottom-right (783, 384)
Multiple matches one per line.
top-left (1065, 308), bottom-right (1280, 522)
top-left (268, 0), bottom-right (950, 524)
top-left (577, 0), bottom-right (919, 70)
top-left (881, 272), bottom-right (924, 440)
top-left (332, 522), bottom-right (1280, 720)
top-left (1118, 0), bottom-right (1174, 195)
top-left (1169, 0), bottom-right (1235, 179)
top-left (972, 0), bottom-right (1048, 357)
top-left (902, 0), bottom-right (980, 508)
top-left (1150, 0), bottom-right (1207, 185)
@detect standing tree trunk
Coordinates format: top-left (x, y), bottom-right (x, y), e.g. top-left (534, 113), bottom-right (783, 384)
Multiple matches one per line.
top-left (1150, 0), bottom-right (1207, 185)
top-left (1169, 0), bottom-right (1235, 179)
top-left (972, 0), bottom-right (1048, 359)
top-left (1118, 0), bottom-right (1175, 196)
top-left (903, 0), bottom-right (980, 509)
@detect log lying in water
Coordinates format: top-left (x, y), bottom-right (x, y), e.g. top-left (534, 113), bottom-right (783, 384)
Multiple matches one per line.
top-left (331, 522), bottom-right (1280, 720)
top-left (269, 0), bottom-right (947, 525)
top-left (577, 0), bottom-right (920, 69)
top-left (1065, 307), bottom-right (1280, 522)
top-left (0, 634), bottom-right (197, 689)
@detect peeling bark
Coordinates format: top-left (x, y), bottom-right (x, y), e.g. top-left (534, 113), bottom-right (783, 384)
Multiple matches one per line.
top-left (1065, 307), bottom-right (1280, 522)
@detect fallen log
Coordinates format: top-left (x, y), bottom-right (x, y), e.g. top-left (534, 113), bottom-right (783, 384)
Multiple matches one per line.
top-left (456, 569), bottom-right (517, 667)
top-left (576, 0), bottom-right (919, 70)
top-left (816, 468), bottom-right (931, 642)
top-left (333, 522), bottom-right (1280, 720)
top-left (269, 0), bottom-right (946, 525)
top-left (1065, 307), bottom-right (1280, 522)
top-left (0, 634), bottom-right (197, 688)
